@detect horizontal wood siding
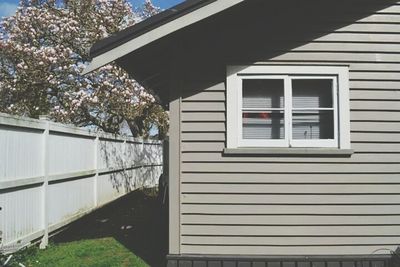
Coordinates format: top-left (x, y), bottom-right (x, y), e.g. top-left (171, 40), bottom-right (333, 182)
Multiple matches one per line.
top-left (177, 0), bottom-right (400, 256)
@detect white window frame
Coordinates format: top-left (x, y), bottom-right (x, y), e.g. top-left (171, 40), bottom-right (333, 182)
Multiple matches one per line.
top-left (226, 65), bottom-right (351, 149)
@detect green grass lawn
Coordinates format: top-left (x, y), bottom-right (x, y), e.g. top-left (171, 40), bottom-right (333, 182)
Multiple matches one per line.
top-left (8, 237), bottom-right (149, 267)
top-left (2, 189), bottom-right (167, 266)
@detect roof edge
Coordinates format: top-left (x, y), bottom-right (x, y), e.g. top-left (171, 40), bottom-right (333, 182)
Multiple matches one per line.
top-left (82, 0), bottom-right (244, 75)
top-left (90, 0), bottom-right (216, 58)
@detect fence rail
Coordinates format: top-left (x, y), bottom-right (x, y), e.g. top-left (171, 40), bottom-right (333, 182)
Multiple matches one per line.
top-left (0, 113), bottom-right (163, 252)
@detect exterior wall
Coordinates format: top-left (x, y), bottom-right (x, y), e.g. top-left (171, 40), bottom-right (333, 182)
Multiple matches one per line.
top-left (171, 0), bottom-right (400, 258)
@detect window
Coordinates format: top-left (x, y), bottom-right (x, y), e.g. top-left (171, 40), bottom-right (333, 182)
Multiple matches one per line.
top-left (227, 65), bottom-right (350, 149)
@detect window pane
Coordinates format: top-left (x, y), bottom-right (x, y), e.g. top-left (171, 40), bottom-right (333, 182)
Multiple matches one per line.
top-left (243, 111), bottom-right (284, 139)
top-left (292, 111), bottom-right (334, 139)
top-left (243, 79), bottom-right (284, 109)
top-left (292, 79), bottom-right (333, 108)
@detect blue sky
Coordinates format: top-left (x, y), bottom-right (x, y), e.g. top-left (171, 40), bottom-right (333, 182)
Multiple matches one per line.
top-left (0, 0), bottom-right (184, 18)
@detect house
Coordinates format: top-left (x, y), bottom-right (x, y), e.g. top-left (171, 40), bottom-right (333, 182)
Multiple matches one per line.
top-left (84, 0), bottom-right (400, 265)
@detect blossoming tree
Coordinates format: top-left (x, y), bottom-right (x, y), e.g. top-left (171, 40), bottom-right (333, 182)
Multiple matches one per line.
top-left (0, 0), bottom-right (168, 138)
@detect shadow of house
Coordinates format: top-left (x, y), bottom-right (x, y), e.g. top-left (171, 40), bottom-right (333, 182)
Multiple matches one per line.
top-left (48, 138), bottom-right (167, 265)
top-left (98, 138), bottom-right (162, 194)
top-left (51, 189), bottom-right (168, 267)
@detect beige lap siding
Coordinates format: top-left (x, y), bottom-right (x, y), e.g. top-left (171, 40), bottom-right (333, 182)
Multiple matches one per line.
top-left (177, 1), bottom-right (400, 256)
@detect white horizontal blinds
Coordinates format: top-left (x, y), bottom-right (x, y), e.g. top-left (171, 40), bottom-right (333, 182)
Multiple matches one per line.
top-left (242, 79), bottom-right (285, 140)
top-left (292, 79), bottom-right (333, 108)
top-left (292, 111), bottom-right (334, 139)
top-left (242, 79), bottom-right (285, 109)
top-left (291, 79), bottom-right (335, 140)
top-left (242, 111), bottom-right (285, 139)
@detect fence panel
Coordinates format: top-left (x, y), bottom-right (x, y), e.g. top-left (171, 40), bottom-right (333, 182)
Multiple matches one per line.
top-left (0, 113), bottom-right (163, 252)
top-left (0, 186), bottom-right (43, 246)
top-left (48, 177), bottom-right (95, 226)
top-left (48, 133), bottom-right (95, 176)
top-left (0, 126), bottom-right (43, 181)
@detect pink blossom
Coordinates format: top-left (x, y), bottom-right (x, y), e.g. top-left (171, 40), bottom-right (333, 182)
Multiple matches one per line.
top-left (0, 0), bottom-right (168, 138)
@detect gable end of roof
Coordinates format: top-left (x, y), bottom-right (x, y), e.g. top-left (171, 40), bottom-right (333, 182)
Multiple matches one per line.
top-left (90, 0), bottom-right (216, 58)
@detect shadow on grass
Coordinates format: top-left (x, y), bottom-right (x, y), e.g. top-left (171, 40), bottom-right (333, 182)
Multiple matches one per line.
top-left (50, 188), bottom-right (168, 267)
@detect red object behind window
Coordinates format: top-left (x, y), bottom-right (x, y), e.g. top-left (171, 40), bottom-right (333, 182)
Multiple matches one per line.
top-left (242, 112), bottom-right (271, 119)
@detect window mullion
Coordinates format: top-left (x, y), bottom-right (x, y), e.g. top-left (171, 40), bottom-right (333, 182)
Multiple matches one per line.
top-left (284, 76), bottom-right (292, 147)
top-left (238, 76), bottom-right (243, 146)
top-left (333, 77), bottom-right (339, 147)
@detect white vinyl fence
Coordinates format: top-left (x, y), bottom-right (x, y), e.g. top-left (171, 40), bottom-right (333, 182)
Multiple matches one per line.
top-left (0, 113), bottom-right (163, 253)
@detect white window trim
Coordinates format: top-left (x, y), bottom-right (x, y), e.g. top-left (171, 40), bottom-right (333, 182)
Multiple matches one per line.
top-left (238, 75), bottom-right (289, 148)
top-left (226, 65), bottom-right (351, 149)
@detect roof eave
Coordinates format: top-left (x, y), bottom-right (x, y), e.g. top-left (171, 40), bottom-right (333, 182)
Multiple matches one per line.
top-left (82, 0), bottom-right (244, 75)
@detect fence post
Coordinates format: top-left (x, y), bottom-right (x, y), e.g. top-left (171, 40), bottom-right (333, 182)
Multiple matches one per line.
top-left (39, 118), bottom-right (50, 249)
top-left (123, 137), bottom-right (128, 193)
top-left (93, 135), bottom-right (99, 208)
